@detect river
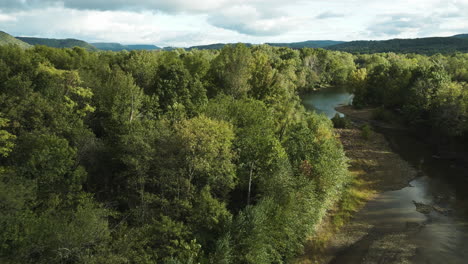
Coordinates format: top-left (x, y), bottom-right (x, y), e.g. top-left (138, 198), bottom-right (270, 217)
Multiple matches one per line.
top-left (301, 86), bottom-right (353, 118)
top-left (302, 87), bottom-right (468, 264)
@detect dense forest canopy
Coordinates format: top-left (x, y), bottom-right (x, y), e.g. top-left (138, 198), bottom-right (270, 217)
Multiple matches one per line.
top-left (0, 42), bottom-right (467, 264)
top-left (350, 52), bottom-right (468, 141)
top-left (0, 44), bottom-right (352, 264)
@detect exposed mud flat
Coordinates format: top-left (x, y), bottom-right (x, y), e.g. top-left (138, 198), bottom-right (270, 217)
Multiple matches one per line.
top-left (296, 106), bottom-right (418, 264)
top-left (321, 106), bottom-right (468, 264)
top-left (316, 114), bottom-right (419, 264)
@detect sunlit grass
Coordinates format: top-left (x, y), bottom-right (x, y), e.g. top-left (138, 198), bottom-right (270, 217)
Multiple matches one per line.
top-left (293, 169), bottom-right (376, 264)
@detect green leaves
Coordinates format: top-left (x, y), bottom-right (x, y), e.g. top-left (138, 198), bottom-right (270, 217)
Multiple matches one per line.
top-left (0, 116), bottom-right (15, 158)
top-left (176, 115), bottom-right (236, 198)
top-left (0, 44), bottom-right (359, 263)
top-left (209, 44), bottom-right (254, 98)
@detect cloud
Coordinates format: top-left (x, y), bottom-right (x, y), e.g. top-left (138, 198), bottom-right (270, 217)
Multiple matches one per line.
top-left (367, 14), bottom-right (429, 37)
top-left (315, 11), bottom-right (345, 19)
top-left (1, 0), bottom-right (468, 47)
top-left (366, 3), bottom-right (468, 39)
top-left (0, 0), bottom-right (301, 14)
top-left (0, 14), bottom-right (16, 22)
top-left (1, 0), bottom-right (307, 37)
top-left (206, 5), bottom-right (304, 36)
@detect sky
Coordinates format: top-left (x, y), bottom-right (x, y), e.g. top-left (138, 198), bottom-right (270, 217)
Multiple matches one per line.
top-left (0, 0), bottom-right (467, 47)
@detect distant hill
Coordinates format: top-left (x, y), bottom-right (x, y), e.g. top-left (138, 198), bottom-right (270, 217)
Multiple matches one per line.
top-left (126, 44), bottom-right (160, 50)
top-left (327, 37), bottom-right (468, 54)
top-left (453, 34), bottom-right (468, 39)
top-left (187, 41), bottom-right (344, 50)
top-left (266, 40), bottom-right (345, 49)
top-left (0, 31), bottom-right (31, 49)
top-left (187, 43), bottom-right (253, 50)
top-left (6, 30), bottom-right (468, 55)
top-left (17, 37), bottom-right (98, 51)
top-left (91, 42), bottom-right (127, 51)
top-left (92, 42), bottom-right (160, 51)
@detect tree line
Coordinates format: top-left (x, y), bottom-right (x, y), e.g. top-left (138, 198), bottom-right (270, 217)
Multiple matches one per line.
top-left (349, 52), bottom-right (468, 144)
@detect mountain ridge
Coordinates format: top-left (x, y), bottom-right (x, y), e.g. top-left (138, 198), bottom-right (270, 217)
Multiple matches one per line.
top-left (326, 36), bottom-right (468, 54)
top-left (0, 31), bottom-right (31, 49)
top-left (3, 30), bottom-right (468, 54)
top-left (91, 42), bottom-right (161, 51)
top-left (17, 36), bottom-right (98, 51)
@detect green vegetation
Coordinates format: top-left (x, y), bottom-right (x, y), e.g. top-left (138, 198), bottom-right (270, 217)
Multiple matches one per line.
top-left (331, 114), bottom-right (352, 128)
top-left (0, 31), bottom-right (31, 49)
top-left (2, 31), bottom-right (468, 263)
top-left (0, 43), bottom-right (352, 263)
top-left (453, 34), bottom-right (468, 39)
top-left (361, 124), bottom-right (373, 140)
top-left (17, 37), bottom-right (98, 51)
top-left (348, 52), bottom-right (468, 144)
top-left (328, 37), bottom-right (468, 54)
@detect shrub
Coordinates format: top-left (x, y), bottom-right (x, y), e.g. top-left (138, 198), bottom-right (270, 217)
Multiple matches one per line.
top-left (361, 124), bottom-right (373, 140)
top-left (372, 107), bottom-right (395, 122)
top-left (331, 113), bottom-right (352, 128)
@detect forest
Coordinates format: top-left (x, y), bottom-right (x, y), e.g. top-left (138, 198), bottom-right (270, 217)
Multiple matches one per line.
top-left (0, 43), bottom-right (467, 264)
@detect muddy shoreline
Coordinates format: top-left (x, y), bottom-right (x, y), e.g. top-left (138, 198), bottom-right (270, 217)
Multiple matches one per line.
top-left (297, 105), bottom-right (420, 264)
top-left (325, 106), bottom-right (419, 263)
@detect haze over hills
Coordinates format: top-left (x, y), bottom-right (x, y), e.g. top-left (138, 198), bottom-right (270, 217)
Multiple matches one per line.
top-left (0, 31), bottom-right (31, 49)
top-left (266, 40), bottom-right (345, 49)
top-left (2, 30), bottom-right (468, 55)
top-left (17, 37), bottom-right (98, 51)
top-left (178, 37), bottom-right (468, 54)
top-left (187, 43), bottom-right (253, 50)
top-left (453, 34), bottom-right (468, 39)
top-left (92, 42), bottom-right (161, 51)
top-left (186, 41), bottom-right (344, 50)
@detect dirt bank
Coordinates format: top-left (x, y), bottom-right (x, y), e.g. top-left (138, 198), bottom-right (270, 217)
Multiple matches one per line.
top-left (295, 105), bottom-right (418, 264)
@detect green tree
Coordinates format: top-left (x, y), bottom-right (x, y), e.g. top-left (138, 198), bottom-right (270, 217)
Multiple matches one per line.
top-left (209, 44), bottom-right (253, 98)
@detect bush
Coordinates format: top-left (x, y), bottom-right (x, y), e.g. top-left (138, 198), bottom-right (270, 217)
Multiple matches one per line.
top-left (331, 113), bottom-right (352, 128)
top-left (372, 107), bottom-right (395, 122)
top-left (361, 124), bottom-right (373, 140)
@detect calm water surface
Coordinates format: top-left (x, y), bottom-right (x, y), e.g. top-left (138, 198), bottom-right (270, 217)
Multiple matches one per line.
top-left (301, 86), bottom-right (353, 118)
top-left (302, 88), bottom-right (468, 264)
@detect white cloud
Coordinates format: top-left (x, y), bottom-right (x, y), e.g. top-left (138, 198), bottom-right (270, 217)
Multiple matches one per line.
top-left (0, 14), bottom-right (16, 22)
top-left (0, 0), bottom-right (467, 47)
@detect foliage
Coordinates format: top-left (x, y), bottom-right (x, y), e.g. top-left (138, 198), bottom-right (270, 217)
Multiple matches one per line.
top-left (331, 113), bottom-right (352, 128)
top-left (0, 43), bottom-right (356, 263)
top-left (3, 38), bottom-right (465, 263)
top-left (17, 37), bottom-right (98, 51)
top-left (328, 37), bottom-right (468, 55)
top-left (361, 124), bottom-right (373, 140)
top-left (349, 52), bottom-right (468, 141)
top-left (0, 31), bottom-right (31, 49)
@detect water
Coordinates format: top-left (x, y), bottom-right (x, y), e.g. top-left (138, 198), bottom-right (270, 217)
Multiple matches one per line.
top-left (302, 88), bottom-right (468, 264)
top-left (301, 86), bottom-right (353, 118)
top-left (379, 129), bottom-right (468, 264)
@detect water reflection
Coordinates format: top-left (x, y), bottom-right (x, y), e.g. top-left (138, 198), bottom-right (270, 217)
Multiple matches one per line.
top-left (382, 131), bottom-right (468, 264)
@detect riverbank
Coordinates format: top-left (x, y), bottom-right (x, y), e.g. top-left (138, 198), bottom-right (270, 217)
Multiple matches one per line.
top-left (295, 105), bottom-right (418, 264)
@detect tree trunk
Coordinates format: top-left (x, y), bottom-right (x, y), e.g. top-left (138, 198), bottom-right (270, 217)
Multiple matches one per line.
top-left (247, 163), bottom-right (253, 205)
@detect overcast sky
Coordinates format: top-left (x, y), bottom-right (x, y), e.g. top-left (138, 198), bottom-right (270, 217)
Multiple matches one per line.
top-left (1, 0), bottom-right (467, 47)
